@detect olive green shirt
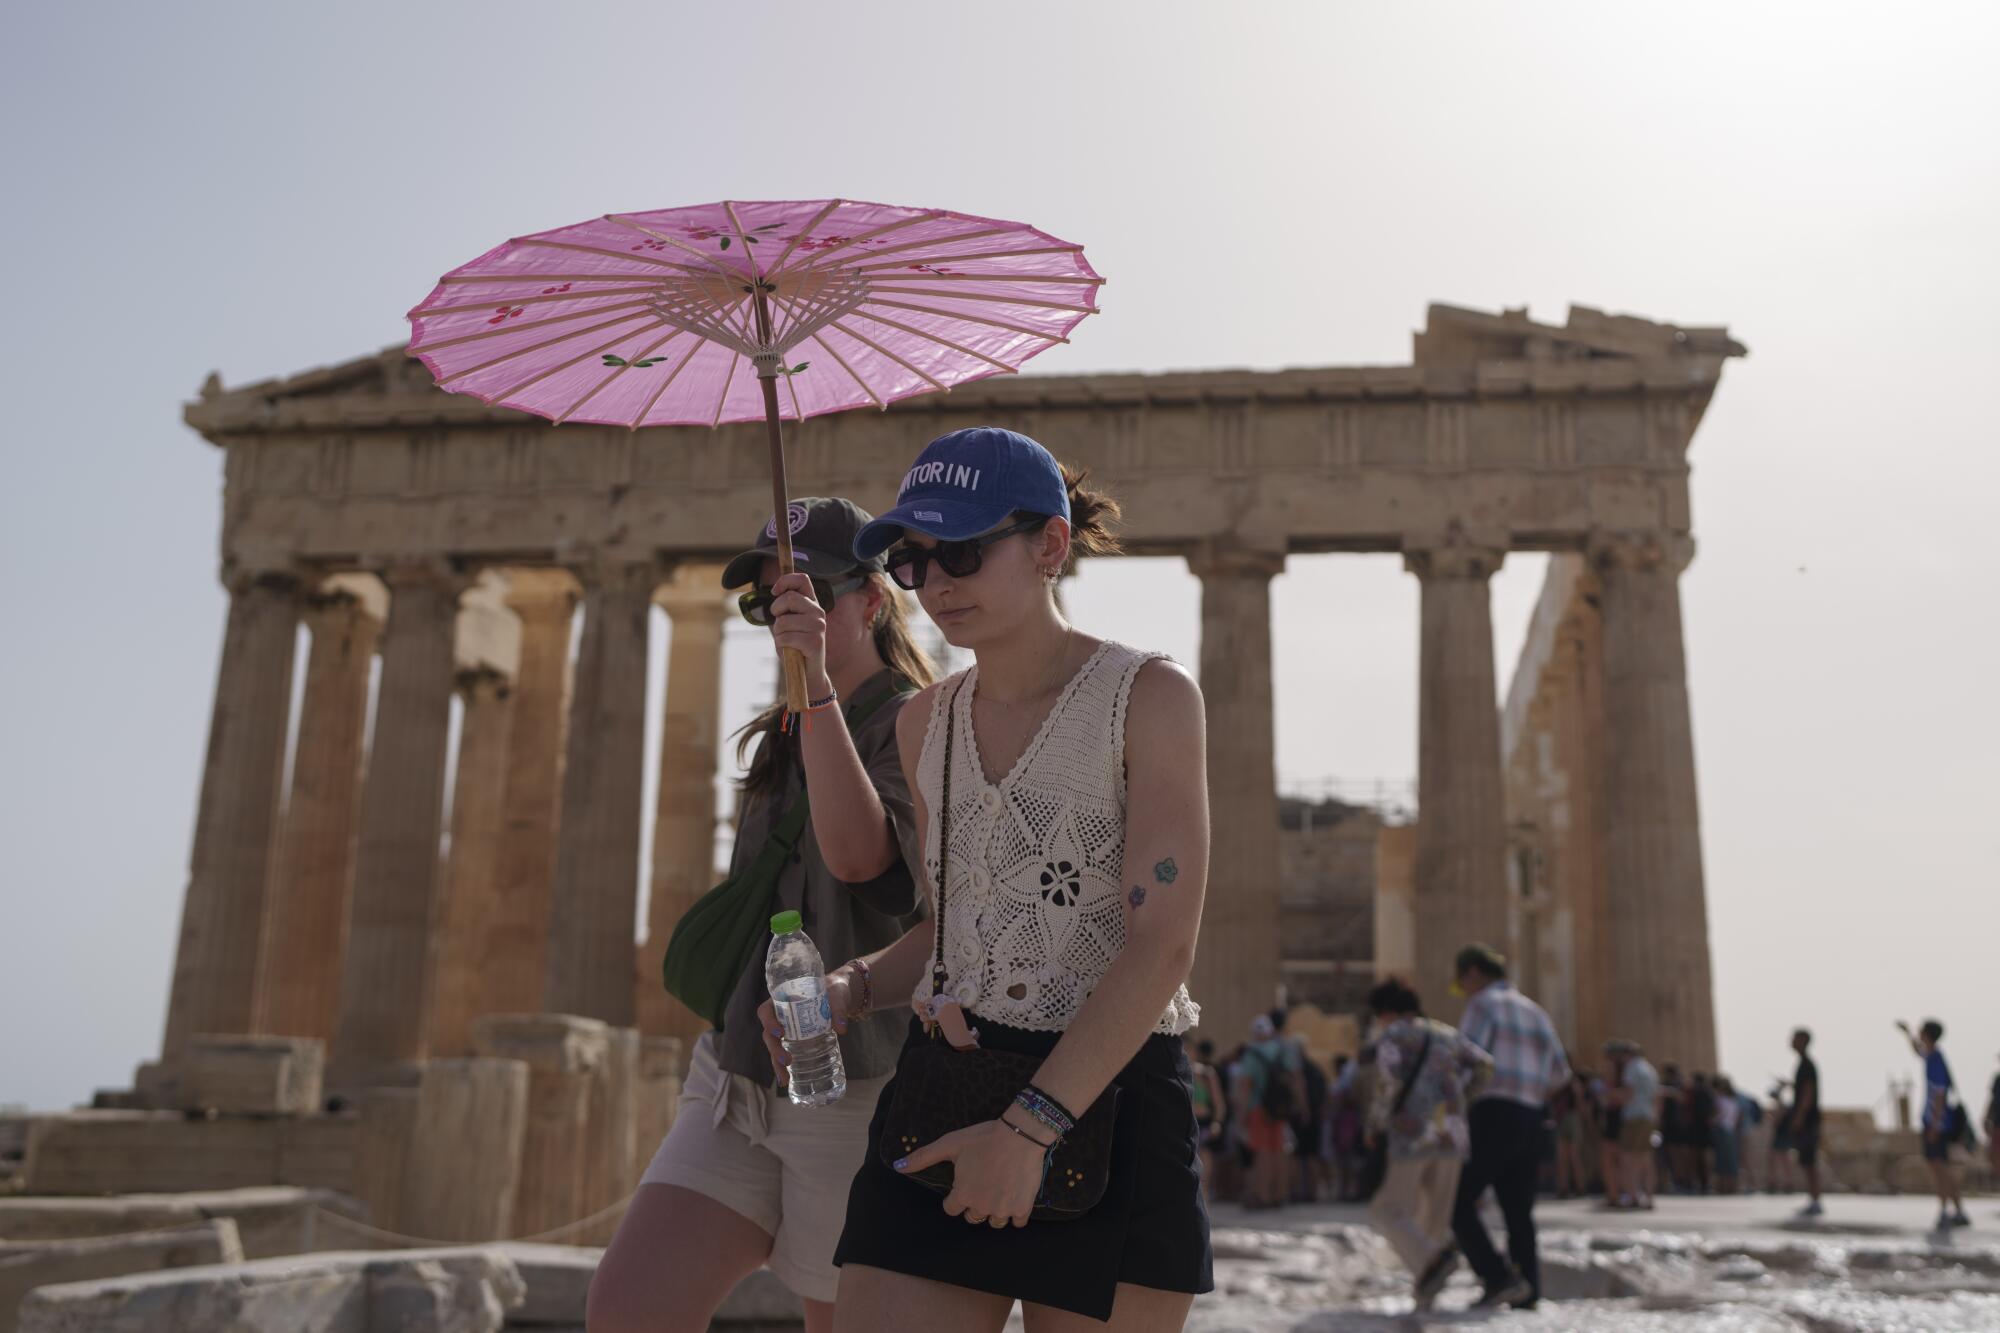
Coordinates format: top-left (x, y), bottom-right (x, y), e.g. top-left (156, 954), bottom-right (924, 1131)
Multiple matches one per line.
top-left (713, 671), bottom-right (927, 1083)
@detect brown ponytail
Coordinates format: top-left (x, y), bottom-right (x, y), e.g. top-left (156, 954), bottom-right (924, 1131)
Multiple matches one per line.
top-left (733, 573), bottom-right (938, 805)
top-left (1014, 462), bottom-right (1122, 574)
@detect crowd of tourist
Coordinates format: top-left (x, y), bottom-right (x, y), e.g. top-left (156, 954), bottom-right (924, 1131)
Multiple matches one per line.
top-left (1190, 947), bottom-right (1996, 1312)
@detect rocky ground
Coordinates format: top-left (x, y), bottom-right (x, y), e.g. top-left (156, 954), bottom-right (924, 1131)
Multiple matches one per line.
top-left (1145, 1195), bottom-right (2000, 1332)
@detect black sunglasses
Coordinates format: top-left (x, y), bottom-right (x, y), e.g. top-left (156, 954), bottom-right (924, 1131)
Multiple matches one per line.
top-left (884, 517), bottom-right (1045, 592)
top-left (737, 573), bottom-right (866, 627)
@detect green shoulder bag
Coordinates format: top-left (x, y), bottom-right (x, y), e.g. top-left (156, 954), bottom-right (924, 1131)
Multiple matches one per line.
top-left (660, 679), bottom-right (910, 1030)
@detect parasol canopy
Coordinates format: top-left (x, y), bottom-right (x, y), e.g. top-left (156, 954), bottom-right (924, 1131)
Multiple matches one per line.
top-left (405, 198), bottom-right (1101, 429)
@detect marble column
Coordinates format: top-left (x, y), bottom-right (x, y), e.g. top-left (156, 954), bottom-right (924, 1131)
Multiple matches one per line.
top-left (1405, 539), bottom-right (1509, 1018)
top-left (425, 666), bottom-right (516, 1057)
top-left (254, 578), bottom-right (384, 1044)
top-left (637, 569), bottom-right (729, 1041)
top-left (484, 571), bottom-right (579, 1020)
top-left (1546, 589), bottom-right (1611, 1063)
top-left (162, 568), bottom-right (302, 1062)
top-left (544, 560), bottom-right (658, 1025)
top-left (1186, 542), bottom-right (1285, 1048)
top-left (328, 562), bottom-right (467, 1089)
top-left (1593, 533), bottom-right (1716, 1069)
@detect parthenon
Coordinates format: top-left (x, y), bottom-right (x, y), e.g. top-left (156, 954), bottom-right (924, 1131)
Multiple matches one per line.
top-left (162, 301), bottom-right (1743, 1088)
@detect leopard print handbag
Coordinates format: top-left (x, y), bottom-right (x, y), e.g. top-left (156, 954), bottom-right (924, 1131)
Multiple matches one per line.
top-left (877, 678), bottom-right (1119, 1221)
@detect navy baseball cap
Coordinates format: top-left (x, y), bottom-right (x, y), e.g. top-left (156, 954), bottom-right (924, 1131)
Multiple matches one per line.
top-left (853, 427), bottom-right (1071, 560)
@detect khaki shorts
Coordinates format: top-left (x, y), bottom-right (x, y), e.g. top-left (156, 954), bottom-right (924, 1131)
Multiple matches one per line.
top-left (640, 1032), bottom-right (889, 1304)
top-left (1618, 1116), bottom-right (1656, 1153)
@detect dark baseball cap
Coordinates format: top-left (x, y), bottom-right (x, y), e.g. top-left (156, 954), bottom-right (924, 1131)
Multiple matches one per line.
top-left (721, 497), bottom-right (887, 590)
top-left (852, 427), bottom-right (1071, 561)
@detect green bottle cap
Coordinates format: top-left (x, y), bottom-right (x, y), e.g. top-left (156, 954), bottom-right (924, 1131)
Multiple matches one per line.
top-left (771, 910), bottom-right (803, 935)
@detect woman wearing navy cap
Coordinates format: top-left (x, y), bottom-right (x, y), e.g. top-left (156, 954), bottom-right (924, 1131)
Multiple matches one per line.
top-left (828, 428), bottom-right (1214, 1329)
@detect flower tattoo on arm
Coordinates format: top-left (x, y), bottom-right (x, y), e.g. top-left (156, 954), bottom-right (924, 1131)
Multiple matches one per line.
top-left (1128, 884), bottom-right (1147, 909)
top-left (1153, 857), bottom-right (1179, 885)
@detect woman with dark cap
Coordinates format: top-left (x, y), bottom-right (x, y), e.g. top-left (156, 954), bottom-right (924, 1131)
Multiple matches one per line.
top-left (828, 428), bottom-right (1215, 1330)
top-left (589, 498), bottom-right (935, 1333)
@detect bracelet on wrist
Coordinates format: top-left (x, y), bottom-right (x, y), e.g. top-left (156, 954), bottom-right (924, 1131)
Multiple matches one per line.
top-left (998, 1113), bottom-right (1057, 1151)
top-left (841, 957), bottom-right (873, 1018)
top-left (1014, 1084), bottom-right (1078, 1139)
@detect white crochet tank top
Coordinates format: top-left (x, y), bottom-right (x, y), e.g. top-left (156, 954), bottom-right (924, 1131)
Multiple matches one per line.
top-left (917, 639), bottom-right (1200, 1036)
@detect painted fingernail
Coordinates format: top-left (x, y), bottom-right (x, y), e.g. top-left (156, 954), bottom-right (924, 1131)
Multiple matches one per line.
top-left (894, 1157), bottom-right (910, 1170)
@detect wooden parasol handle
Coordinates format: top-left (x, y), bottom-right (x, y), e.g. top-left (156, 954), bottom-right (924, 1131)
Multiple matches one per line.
top-left (757, 364), bottom-right (811, 715)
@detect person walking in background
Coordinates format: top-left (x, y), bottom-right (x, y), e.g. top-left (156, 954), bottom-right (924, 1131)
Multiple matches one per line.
top-left (1784, 1029), bottom-right (1824, 1217)
top-left (1240, 1013), bottom-right (1305, 1209)
top-left (1364, 978), bottom-right (1496, 1314)
top-left (1190, 1038), bottom-right (1226, 1202)
top-left (1603, 1039), bottom-right (1659, 1210)
top-left (1592, 1068), bottom-right (1621, 1206)
top-left (1330, 1055), bottom-right (1366, 1202)
top-left (1898, 1019), bottom-right (1971, 1230)
top-left (1448, 944), bottom-right (1569, 1311)
top-left (1684, 1073), bottom-right (1716, 1195)
top-left (1767, 1081), bottom-right (1797, 1194)
top-left (1552, 1072), bottom-right (1589, 1199)
top-left (1985, 1056), bottom-right (2000, 1183)
top-left (1711, 1075), bottom-right (1743, 1195)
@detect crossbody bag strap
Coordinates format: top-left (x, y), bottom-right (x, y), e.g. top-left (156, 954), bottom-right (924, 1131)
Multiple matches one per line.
top-left (1391, 1028), bottom-right (1434, 1117)
top-left (929, 677), bottom-right (963, 1004)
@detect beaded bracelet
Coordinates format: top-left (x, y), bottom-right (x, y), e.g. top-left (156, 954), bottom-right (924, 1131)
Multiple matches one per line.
top-left (841, 956), bottom-right (873, 1018)
top-left (805, 689), bottom-right (840, 711)
top-left (1014, 1085), bottom-right (1078, 1139)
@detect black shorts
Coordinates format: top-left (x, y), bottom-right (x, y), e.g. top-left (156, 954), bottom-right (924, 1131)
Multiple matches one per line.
top-left (833, 1016), bottom-right (1214, 1321)
top-left (1923, 1130), bottom-right (1951, 1163)
top-left (1794, 1126), bottom-right (1820, 1168)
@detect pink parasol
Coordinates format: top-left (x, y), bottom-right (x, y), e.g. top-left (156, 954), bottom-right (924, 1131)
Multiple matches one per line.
top-left (407, 198), bottom-right (1100, 709)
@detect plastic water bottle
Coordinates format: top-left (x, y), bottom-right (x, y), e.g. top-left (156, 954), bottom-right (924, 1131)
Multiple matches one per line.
top-left (766, 910), bottom-right (846, 1106)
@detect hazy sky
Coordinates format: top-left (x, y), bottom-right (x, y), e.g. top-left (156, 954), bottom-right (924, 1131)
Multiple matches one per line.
top-left (4, 3), bottom-right (1995, 1117)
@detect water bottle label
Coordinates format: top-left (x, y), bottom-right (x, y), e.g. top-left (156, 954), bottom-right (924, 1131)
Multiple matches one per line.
top-left (777, 987), bottom-right (834, 1042)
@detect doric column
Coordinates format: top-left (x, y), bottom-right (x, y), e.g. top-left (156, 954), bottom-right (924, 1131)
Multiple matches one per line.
top-left (1546, 588), bottom-right (1610, 1062)
top-left (424, 573), bottom-right (524, 1057)
top-left (328, 562), bottom-right (468, 1089)
top-left (638, 567), bottom-right (729, 1041)
top-left (254, 576), bottom-right (384, 1044)
top-left (162, 567), bottom-right (302, 1061)
top-left (1405, 538), bottom-right (1509, 1016)
top-left (425, 667), bottom-right (516, 1057)
top-left (484, 570), bottom-right (579, 1020)
top-left (1592, 533), bottom-right (1715, 1069)
top-left (544, 560), bottom-right (658, 1025)
top-left (1185, 542), bottom-right (1285, 1048)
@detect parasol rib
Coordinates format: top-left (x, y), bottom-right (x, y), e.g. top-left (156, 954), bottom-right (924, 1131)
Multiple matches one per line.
top-left (763, 199), bottom-right (842, 275)
top-left (518, 236), bottom-right (726, 277)
top-left (484, 321), bottom-right (666, 407)
top-left (778, 210), bottom-right (941, 279)
top-left (436, 311), bottom-right (658, 381)
top-left (850, 244), bottom-right (1084, 272)
top-left (631, 336), bottom-right (707, 428)
top-left (414, 285), bottom-right (665, 318)
top-left (439, 271), bottom-right (674, 285)
top-left (806, 332), bottom-right (884, 409)
top-left (418, 299), bottom-right (657, 353)
top-left (859, 297), bottom-right (1067, 343)
top-left (843, 310), bottom-right (1017, 373)
top-left (795, 225), bottom-right (1013, 271)
top-left (864, 285), bottom-right (1100, 314)
top-left (721, 201), bottom-right (766, 282)
top-left (554, 328), bottom-right (682, 424)
top-left (599, 216), bottom-right (750, 278)
top-left (828, 319), bottom-right (946, 391)
top-left (710, 347), bottom-right (740, 429)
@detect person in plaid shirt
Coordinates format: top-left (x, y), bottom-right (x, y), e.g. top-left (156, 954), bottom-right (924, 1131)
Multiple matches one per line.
top-left (1449, 944), bottom-right (1571, 1311)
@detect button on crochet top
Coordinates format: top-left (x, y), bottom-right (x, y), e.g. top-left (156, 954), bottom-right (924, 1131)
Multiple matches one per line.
top-left (917, 640), bottom-right (1201, 1035)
